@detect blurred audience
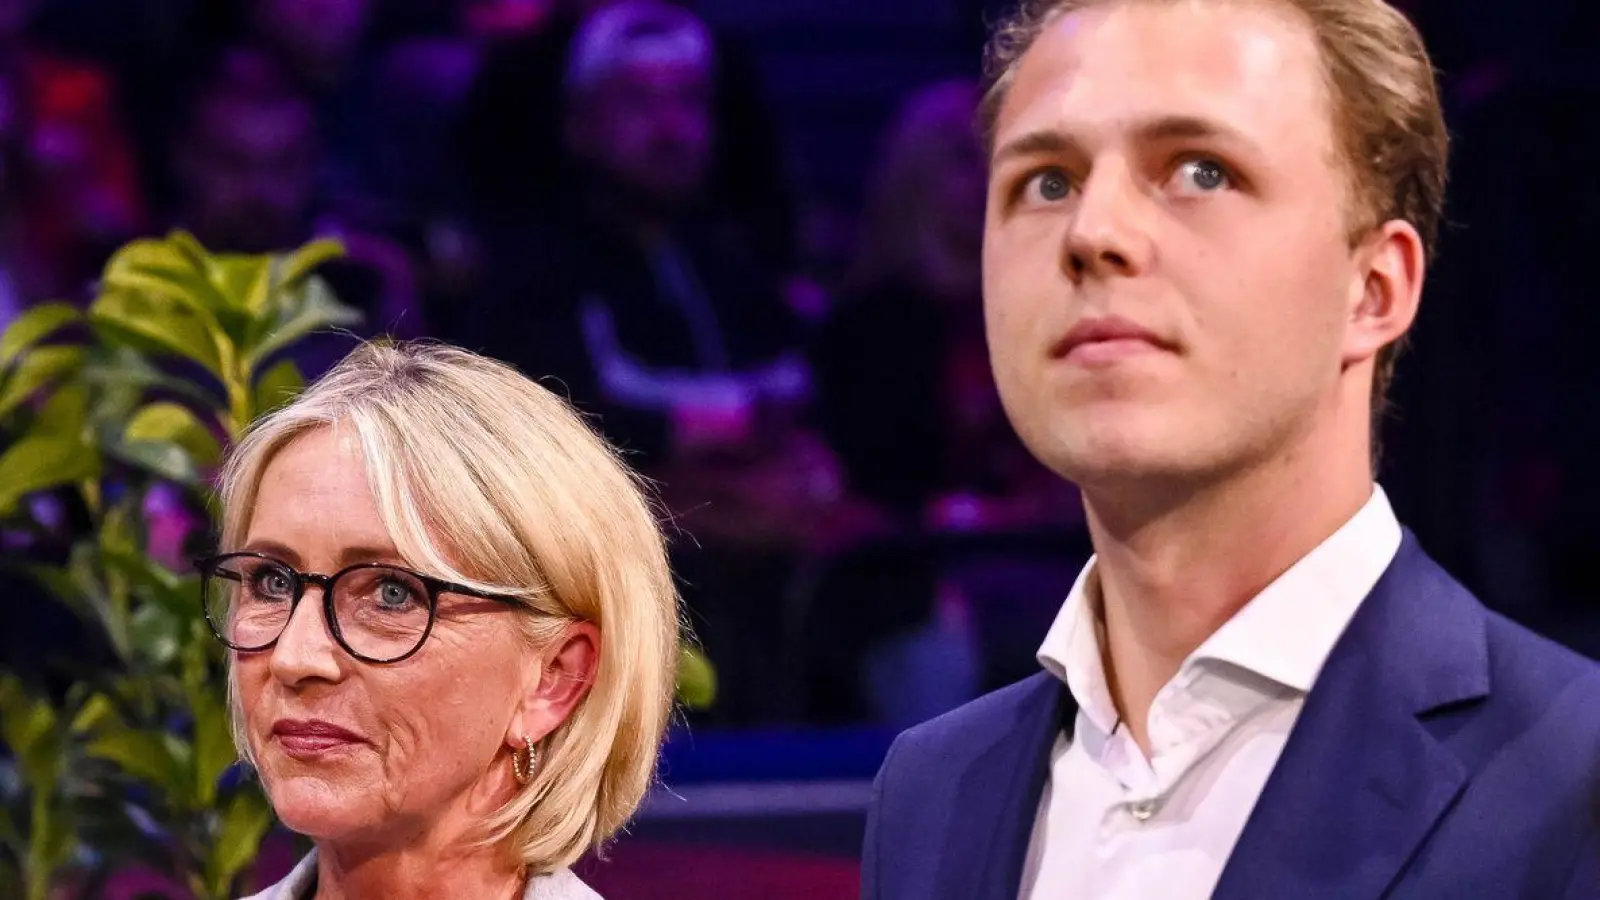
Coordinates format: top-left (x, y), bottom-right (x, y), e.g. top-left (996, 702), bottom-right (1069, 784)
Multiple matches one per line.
top-left (457, 0), bottom-right (796, 273)
top-left (0, 0), bottom-right (143, 307)
top-left (814, 80), bottom-right (1080, 535)
top-left (167, 47), bottom-right (423, 375)
top-left (0, 0), bottom-right (1594, 733)
top-left (804, 81), bottom-right (1084, 726)
top-left (456, 0), bottom-right (851, 724)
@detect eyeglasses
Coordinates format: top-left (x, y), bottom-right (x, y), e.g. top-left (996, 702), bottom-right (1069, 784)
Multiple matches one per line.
top-left (196, 552), bottom-right (522, 664)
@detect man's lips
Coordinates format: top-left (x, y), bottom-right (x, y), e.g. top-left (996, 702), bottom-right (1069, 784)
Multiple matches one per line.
top-left (1051, 315), bottom-right (1175, 366)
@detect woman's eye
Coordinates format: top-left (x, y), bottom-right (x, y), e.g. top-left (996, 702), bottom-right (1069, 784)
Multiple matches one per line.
top-left (1024, 168), bottom-right (1073, 203)
top-left (251, 568), bottom-right (293, 598)
top-left (377, 579), bottom-right (417, 608)
top-left (1173, 158), bottom-right (1232, 194)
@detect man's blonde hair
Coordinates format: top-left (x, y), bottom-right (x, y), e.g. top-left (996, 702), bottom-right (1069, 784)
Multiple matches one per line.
top-left (979, 0), bottom-right (1450, 414)
top-left (216, 341), bottom-right (681, 874)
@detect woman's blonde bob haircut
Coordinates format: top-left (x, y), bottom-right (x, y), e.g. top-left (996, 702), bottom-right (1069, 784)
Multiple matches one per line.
top-left (215, 341), bottom-right (681, 874)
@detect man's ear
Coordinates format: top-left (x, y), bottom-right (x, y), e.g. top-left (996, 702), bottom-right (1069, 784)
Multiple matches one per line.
top-left (504, 622), bottom-right (600, 750)
top-left (1343, 219), bottom-right (1425, 368)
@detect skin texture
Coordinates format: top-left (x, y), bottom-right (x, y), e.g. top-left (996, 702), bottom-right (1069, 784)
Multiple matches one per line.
top-left (982, 0), bottom-right (1423, 752)
top-left (235, 426), bottom-right (598, 899)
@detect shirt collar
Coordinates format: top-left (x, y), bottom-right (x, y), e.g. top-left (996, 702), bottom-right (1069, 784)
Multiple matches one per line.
top-left (1038, 485), bottom-right (1403, 719)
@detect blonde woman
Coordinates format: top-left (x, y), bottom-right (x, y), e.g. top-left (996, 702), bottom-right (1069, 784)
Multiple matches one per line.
top-left (200, 341), bottom-right (679, 899)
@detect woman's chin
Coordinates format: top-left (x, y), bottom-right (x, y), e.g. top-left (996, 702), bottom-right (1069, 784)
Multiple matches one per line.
top-left (264, 775), bottom-right (375, 841)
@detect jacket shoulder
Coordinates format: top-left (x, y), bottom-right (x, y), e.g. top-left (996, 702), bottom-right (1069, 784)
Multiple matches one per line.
top-left (887, 673), bottom-right (1062, 766)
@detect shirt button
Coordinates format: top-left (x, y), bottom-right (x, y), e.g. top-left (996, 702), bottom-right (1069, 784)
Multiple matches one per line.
top-left (1130, 800), bottom-right (1157, 822)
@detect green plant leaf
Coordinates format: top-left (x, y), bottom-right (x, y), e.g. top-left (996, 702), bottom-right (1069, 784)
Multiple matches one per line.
top-left (140, 570), bottom-right (203, 621)
top-left (0, 433), bottom-right (100, 518)
top-left (278, 238), bottom-right (345, 290)
top-left (62, 540), bottom-right (129, 660)
top-left (128, 603), bottom-right (183, 668)
top-left (676, 645), bottom-right (717, 710)
top-left (102, 234), bottom-right (230, 315)
top-left (99, 496), bottom-right (142, 560)
top-left (235, 239), bottom-right (346, 363)
top-left (101, 535), bottom-right (203, 621)
top-left (0, 860), bottom-right (20, 900)
top-left (69, 692), bottom-right (121, 734)
top-left (32, 381), bottom-right (90, 439)
top-left (126, 402), bottom-right (222, 467)
top-left (12, 555), bottom-right (106, 638)
top-left (251, 359), bottom-right (304, 418)
top-left (205, 789), bottom-right (273, 899)
top-left (0, 677), bottom-right (62, 789)
top-left (216, 255), bottom-right (273, 312)
top-left (247, 275), bottom-right (362, 365)
top-left (85, 730), bottom-right (190, 800)
top-left (0, 302), bottom-right (81, 367)
top-left (26, 794), bottom-right (76, 900)
top-left (90, 287), bottom-right (228, 382)
top-left (190, 687), bottom-right (235, 808)
top-left (103, 233), bottom-right (258, 349)
top-left (82, 348), bottom-right (223, 409)
top-left (0, 346), bottom-right (85, 421)
top-left (109, 439), bottom-right (205, 488)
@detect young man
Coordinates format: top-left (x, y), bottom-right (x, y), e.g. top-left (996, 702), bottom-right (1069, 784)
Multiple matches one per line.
top-left (862, 1), bottom-right (1600, 897)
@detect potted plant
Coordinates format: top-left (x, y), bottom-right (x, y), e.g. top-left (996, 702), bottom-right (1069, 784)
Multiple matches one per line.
top-left (0, 231), bottom-right (359, 900)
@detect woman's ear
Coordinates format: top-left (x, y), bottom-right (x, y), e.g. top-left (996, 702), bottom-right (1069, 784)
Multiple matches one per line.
top-left (505, 622), bottom-right (600, 748)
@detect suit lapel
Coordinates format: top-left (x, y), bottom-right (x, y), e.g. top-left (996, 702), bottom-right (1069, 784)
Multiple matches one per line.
top-left (1212, 532), bottom-right (1490, 900)
top-left (936, 674), bottom-right (1071, 900)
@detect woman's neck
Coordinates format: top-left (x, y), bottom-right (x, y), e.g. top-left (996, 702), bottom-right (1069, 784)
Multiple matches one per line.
top-left (311, 838), bottom-right (526, 900)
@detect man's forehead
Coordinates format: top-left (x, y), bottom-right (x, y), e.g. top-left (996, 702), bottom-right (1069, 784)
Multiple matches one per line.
top-left (995, 1), bottom-right (1330, 151)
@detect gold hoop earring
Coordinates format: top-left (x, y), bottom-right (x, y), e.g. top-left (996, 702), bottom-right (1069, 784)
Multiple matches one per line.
top-left (512, 735), bottom-right (538, 786)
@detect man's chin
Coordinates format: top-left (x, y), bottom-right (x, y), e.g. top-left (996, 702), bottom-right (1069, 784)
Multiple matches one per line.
top-left (1047, 430), bottom-right (1215, 494)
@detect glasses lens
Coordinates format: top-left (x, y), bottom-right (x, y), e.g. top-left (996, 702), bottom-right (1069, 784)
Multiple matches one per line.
top-left (331, 566), bottom-right (432, 661)
top-left (205, 555), bottom-right (295, 650)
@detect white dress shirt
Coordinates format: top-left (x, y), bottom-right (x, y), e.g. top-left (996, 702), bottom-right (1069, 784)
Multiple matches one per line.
top-left (1018, 486), bottom-right (1403, 900)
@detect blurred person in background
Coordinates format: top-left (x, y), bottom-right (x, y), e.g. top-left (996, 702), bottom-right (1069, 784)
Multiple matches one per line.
top-left (0, 0), bottom-right (144, 306)
top-left (168, 47), bottom-right (424, 376)
top-left (806, 80), bottom-right (1085, 727)
top-left (457, 0), bottom-right (795, 275)
top-left (169, 48), bottom-right (320, 257)
top-left (815, 79), bottom-right (1081, 535)
top-left (241, 0), bottom-right (381, 206)
top-left (210, 342), bottom-right (678, 900)
top-left (461, 0), bottom-right (846, 724)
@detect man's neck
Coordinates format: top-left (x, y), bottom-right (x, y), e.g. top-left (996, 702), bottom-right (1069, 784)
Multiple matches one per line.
top-left (1081, 422), bottom-right (1374, 756)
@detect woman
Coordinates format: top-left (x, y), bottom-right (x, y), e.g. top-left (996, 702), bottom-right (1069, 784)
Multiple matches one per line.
top-left (202, 341), bottom-right (680, 899)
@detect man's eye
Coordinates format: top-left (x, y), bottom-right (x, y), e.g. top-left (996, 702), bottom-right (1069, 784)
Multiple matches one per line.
top-left (1026, 169), bottom-right (1073, 202)
top-left (1172, 158), bottom-right (1232, 194)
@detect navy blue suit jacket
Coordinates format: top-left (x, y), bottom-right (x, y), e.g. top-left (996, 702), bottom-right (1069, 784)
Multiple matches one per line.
top-left (863, 532), bottom-right (1600, 898)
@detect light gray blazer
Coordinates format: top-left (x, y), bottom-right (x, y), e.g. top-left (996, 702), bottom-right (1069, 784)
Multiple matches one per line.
top-left (238, 852), bottom-right (603, 900)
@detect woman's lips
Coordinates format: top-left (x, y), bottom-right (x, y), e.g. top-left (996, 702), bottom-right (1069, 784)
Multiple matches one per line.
top-left (270, 719), bottom-right (365, 759)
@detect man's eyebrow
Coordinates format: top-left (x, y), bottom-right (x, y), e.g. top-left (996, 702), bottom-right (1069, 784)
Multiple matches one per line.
top-left (1132, 114), bottom-right (1255, 149)
top-left (992, 129), bottom-right (1077, 167)
top-left (992, 115), bottom-right (1259, 165)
